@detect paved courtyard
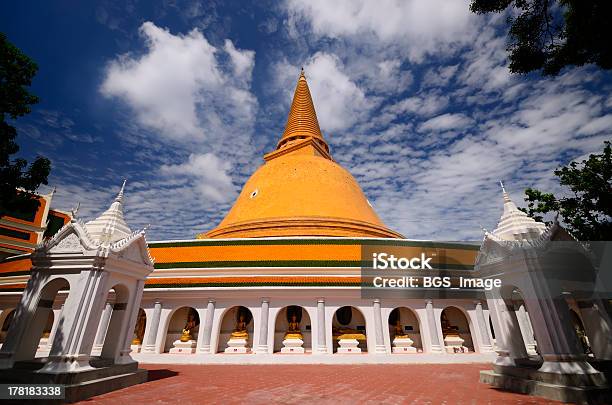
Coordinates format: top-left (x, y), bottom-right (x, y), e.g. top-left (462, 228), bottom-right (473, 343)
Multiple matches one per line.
top-left (81, 363), bottom-right (564, 404)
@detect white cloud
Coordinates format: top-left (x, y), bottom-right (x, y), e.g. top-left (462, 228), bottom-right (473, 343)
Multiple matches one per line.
top-left (285, 0), bottom-right (479, 62)
top-left (101, 22), bottom-right (257, 147)
top-left (17, 110), bottom-right (101, 147)
top-left (305, 53), bottom-right (374, 132)
top-left (577, 114), bottom-right (612, 136)
top-left (160, 153), bottom-right (236, 203)
top-left (360, 59), bottom-right (413, 94)
top-left (423, 64), bottom-right (459, 88)
top-left (457, 26), bottom-right (513, 95)
top-left (224, 39), bottom-right (255, 79)
top-left (386, 93), bottom-right (449, 118)
top-left (419, 113), bottom-right (472, 132)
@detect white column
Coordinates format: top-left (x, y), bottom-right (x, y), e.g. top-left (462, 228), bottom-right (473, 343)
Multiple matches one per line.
top-left (316, 298), bottom-right (327, 354)
top-left (93, 302), bottom-right (113, 352)
top-left (487, 295), bottom-right (528, 366)
top-left (142, 301), bottom-right (162, 354)
top-left (425, 299), bottom-right (443, 353)
top-left (372, 299), bottom-right (386, 353)
top-left (198, 299), bottom-right (215, 354)
top-left (516, 304), bottom-right (536, 354)
top-left (474, 301), bottom-right (493, 352)
top-left (256, 298), bottom-right (270, 353)
top-left (47, 305), bottom-right (64, 348)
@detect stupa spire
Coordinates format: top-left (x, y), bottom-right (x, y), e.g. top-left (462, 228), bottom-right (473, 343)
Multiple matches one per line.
top-left (277, 69), bottom-right (327, 150)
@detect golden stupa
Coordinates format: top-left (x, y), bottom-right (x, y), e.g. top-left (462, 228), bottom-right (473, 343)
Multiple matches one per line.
top-left (203, 70), bottom-right (403, 239)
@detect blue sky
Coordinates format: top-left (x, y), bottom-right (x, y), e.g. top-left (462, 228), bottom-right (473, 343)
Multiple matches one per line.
top-left (2, 1), bottom-right (611, 241)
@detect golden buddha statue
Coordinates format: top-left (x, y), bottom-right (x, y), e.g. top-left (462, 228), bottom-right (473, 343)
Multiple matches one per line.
top-left (230, 314), bottom-right (249, 339)
top-left (284, 314), bottom-right (303, 340)
top-left (441, 312), bottom-right (460, 338)
top-left (333, 326), bottom-right (367, 341)
top-left (131, 312), bottom-right (146, 345)
top-left (179, 313), bottom-right (197, 342)
top-left (393, 319), bottom-right (409, 339)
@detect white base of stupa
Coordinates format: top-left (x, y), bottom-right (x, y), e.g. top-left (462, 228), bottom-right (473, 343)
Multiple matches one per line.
top-left (281, 338), bottom-right (304, 354)
top-left (169, 339), bottom-right (196, 354)
top-left (130, 344), bottom-right (142, 353)
top-left (392, 337), bottom-right (417, 353)
top-left (337, 338), bottom-right (361, 353)
top-left (225, 338), bottom-right (250, 353)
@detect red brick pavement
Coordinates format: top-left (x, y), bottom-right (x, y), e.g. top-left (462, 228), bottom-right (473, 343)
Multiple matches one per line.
top-left (80, 363), bottom-right (565, 405)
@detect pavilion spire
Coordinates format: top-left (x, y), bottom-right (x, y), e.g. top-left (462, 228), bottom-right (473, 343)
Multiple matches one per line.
top-left (500, 180), bottom-right (511, 203)
top-left (491, 181), bottom-right (546, 240)
top-left (115, 179), bottom-right (127, 203)
top-left (277, 69), bottom-right (327, 150)
top-left (84, 180), bottom-right (132, 244)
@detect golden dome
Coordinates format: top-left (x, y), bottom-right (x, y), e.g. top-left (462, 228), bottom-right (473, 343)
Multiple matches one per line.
top-left (203, 71), bottom-right (403, 239)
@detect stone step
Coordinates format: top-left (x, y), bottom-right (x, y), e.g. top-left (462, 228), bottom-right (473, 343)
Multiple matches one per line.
top-left (480, 370), bottom-right (611, 404)
top-left (63, 369), bottom-right (148, 403)
top-left (0, 362), bottom-right (140, 385)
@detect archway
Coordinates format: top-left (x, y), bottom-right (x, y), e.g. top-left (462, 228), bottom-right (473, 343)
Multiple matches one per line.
top-left (388, 307), bottom-right (421, 352)
top-left (100, 284), bottom-right (131, 360)
top-left (0, 309), bottom-right (15, 344)
top-left (15, 277), bottom-right (69, 361)
top-left (273, 305), bottom-right (312, 353)
top-left (131, 308), bottom-right (146, 353)
top-left (570, 309), bottom-right (592, 355)
top-left (440, 306), bottom-right (474, 353)
top-left (164, 306), bottom-right (200, 353)
top-left (218, 306), bottom-right (253, 353)
top-left (332, 306), bottom-right (367, 353)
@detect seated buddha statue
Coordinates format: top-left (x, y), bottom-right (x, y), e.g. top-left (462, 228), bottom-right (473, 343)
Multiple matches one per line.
top-left (333, 326), bottom-right (366, 341)
top-left (393, 319), bottom-right (409, 339)
top-left (441, 313), bottom-right (460, 338)
top-left (284, 314), bottom-right (303, 340)
top-left (132, 313), bottom-right (146, 345)
top-left (179, 313), bottom-right (197, 342)
top-left (230, 314), bottom-right (249, 339)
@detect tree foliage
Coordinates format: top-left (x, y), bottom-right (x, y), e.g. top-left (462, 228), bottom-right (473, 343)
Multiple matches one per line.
top-left (470, 0), bottom-right (612, 75)
top-left (0, 32), bottom-right (50, 218)
top-left (522, 141), bottom-right (612, 240)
